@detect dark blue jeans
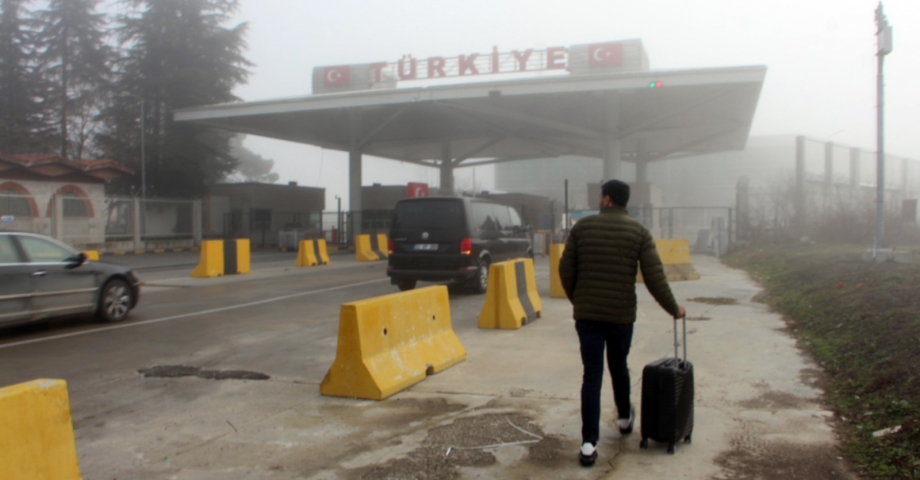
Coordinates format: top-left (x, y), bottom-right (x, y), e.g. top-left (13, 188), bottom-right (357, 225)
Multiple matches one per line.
top-left (575, 319), bottom-right (634, 445)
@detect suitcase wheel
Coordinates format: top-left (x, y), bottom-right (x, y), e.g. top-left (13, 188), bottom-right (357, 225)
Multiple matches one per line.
top-left (639, 438), bottom-right (648, 449)
top-left (684, 434), bottom-right (692, 444)
top-left (667, 443), bottom-right (675, 455)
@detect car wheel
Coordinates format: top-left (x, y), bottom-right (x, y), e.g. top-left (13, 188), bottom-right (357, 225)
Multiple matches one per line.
top-left (397, 280), bottom-right (417, 291)
top-left (97, 278), bottom-right (134, 323)
top-left (470, 259), bottom-right (490, 294)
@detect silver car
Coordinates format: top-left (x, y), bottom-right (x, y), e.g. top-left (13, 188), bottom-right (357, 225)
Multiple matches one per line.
top-left (0, 231), bottom-right (141, 327)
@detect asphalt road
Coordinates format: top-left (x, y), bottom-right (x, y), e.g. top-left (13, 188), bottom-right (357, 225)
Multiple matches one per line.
top-left (0, 251), bottom-right (493, 386)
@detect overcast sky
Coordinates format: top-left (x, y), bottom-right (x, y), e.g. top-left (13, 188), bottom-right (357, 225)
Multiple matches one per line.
top-left (223, 0), bottom-right (919, 209)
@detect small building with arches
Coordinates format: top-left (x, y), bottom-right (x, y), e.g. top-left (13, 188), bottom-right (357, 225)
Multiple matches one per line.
top-left (0, 153), bottom-right (133, 246)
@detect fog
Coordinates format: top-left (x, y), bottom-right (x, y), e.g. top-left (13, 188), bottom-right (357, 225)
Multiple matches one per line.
top-left (227, 0), bottom-right (919, 209)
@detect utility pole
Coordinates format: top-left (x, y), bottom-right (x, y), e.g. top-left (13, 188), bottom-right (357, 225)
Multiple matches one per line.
top-left (875, 3), bottom-right (893, 251)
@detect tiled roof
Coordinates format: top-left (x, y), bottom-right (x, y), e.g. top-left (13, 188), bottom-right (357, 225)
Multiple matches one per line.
top-left (0, 152), bottom-right (134, 179)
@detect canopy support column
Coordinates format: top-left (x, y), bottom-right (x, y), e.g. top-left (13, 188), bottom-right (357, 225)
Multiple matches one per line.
top-left (440, 142), bottom-right (454, 195)
top-left (604, 138), bottom-right (622, 181)
top-left (349, 109), bottom-right (363, 240)
top-left (604, 92), bottom-right (621, 181)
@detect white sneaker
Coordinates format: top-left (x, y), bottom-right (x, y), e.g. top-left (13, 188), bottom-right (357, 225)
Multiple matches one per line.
top-left (618, 405), bottom-right (636, 434)
top-left (579, 442), bottom-right (597, 466)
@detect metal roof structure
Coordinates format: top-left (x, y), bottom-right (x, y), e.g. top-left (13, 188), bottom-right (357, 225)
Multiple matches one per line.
top-left (175, 64), bottom-right (766, 231)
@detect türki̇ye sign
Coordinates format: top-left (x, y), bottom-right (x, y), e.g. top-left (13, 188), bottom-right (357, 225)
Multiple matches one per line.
top-left (313, 39), bottom-right (647, 93)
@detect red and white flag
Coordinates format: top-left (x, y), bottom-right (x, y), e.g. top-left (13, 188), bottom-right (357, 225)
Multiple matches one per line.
top-left (407, 182), bottom-right (429, 198)
top-left (323, 66), bottom-right (351, 87)
top-left (588, 42), bottom-right (623, 67)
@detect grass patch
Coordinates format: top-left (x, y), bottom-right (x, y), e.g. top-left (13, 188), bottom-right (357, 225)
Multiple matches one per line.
top-left (724, 244), bottom-right (920, 479)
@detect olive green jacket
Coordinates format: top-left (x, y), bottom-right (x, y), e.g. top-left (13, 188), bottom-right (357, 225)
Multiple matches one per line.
top-left (559, 207), bottom-right (680, 323)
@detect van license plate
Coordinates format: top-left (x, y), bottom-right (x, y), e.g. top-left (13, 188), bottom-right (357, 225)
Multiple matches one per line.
top-left (413, 243), bottom-right (438, 251)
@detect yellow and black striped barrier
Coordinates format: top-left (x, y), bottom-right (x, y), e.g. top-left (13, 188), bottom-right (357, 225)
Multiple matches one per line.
top-left (295, 239), bottom-right (331, 267)
top-left (478, 258), bottom-right (542, 329)
top-left (190, 239), bottom-right (250, 278)
top-left (356, 233), bottom-right (388, 262)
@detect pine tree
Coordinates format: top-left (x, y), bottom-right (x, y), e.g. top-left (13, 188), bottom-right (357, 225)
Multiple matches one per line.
top-left (34, 0), bottom-right (111, 159)
top-left (227, 135), bottom-right (278, 183)
top-left (100, 0), bottom-right (250, 197)
top-left (0, 0), bottom-right (47, 153)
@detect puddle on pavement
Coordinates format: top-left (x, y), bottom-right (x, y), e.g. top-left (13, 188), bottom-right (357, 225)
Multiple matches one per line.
top-left (738, 390), bottom-right (812, 410)
top-left (138, 365), bottom-right (270, 380)
top-left (687, 296), bottom-right (738, 305)
top-left (356, 413), bottom-right (565, 480)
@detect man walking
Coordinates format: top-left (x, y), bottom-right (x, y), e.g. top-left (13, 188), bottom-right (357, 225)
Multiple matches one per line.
top-left (559, 179), bottom-right (685, 467)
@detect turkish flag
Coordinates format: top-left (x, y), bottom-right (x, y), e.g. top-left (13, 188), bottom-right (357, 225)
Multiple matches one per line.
top-left (407, 182), bottom-right (429, 198)
top-left (323, 66), bottom-right (351, 87)
top-left (588, 42), bottom-right (623, 67)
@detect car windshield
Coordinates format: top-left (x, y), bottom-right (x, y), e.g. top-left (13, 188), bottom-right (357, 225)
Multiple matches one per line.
top-left (392, 200), bottom-right (465, 234)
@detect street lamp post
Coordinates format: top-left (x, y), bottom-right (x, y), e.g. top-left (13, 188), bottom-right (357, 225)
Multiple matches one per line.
top-left (875, 3), bottom-right (893, 252)
top-left (335, 195), bottom-right (342, 244)
top-left (139, 99), bottom-right (146, 211)
top-left (126, 93), bottom-right (147, 238)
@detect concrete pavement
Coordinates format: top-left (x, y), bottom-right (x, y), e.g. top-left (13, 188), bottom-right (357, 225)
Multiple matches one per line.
top-left (0, 254), bottom-right (854, 479)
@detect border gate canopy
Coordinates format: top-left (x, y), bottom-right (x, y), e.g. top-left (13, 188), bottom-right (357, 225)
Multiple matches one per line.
top-left (174, 65), bottom-right (766, 169)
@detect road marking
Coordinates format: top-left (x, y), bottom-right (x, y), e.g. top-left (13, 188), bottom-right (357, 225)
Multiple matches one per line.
top-left (0, 278), bottom-right (389, 350)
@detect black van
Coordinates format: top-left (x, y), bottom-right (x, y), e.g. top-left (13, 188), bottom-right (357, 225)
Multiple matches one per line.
top-left (386, 197), bottom-right (532, 293)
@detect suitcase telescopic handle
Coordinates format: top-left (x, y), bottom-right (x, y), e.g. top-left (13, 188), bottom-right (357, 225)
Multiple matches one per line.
top-left (673, 315), bottom-right (687, 362)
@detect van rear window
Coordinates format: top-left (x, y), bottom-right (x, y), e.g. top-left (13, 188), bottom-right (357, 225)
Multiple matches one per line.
top-left (393, 200), bottom-right (465, 233)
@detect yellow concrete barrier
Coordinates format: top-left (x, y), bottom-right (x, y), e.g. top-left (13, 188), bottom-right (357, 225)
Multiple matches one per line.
top-left (478, 258), bottom-right (542, 329)
top-left (355, 233), bottom-right (388, 262)
top-left (296, 239), bottom-right (318, 266)
top-left (638, 238), bottom-right (700, 282)
top-left (81, 250), bottom-right (99, 261)
top-left (296, 239), bottom-right (331, 267)
top-left (315, 238), bottom-right (331, 265)
top-left (233, 238), bottom-right (251, 274)
top-left (320, 285), bottom-right (466, 400)
top-left (0, 379), bottom-right (82, 480)
top-left (191, 240), bottom-right (224, 277)
top-left (549, 244), bottom-right (566, 298)
top-left (191, 239), bottom-right (250, 277)
top-left (655, 238), bottom-right (692, 265)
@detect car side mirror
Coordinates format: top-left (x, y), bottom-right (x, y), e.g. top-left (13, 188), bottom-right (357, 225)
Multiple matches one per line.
top-left (66, 252), bottom-right (87, 269)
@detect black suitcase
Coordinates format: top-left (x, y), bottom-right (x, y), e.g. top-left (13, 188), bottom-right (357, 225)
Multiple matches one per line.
top-left (639, 315), bottom-right (694, 454)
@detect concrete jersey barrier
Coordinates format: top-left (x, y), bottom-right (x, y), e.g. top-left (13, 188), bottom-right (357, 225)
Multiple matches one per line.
top-left (191, 239), bottom-right (251, 278)
top-left (549, 244), bottom-right (566, 298)
top-left (478, 258), bottom-right (542, 329)
top-left (320, 285), bottom-right (466, 400)
top-left (639, 238), bottom-right (700, 282)
top-left (0, 379), bottom-right (83, 480)
top-left (355, 233), bottom-right (388, 262)
top-left (295, 239), bottom-right (331, 267)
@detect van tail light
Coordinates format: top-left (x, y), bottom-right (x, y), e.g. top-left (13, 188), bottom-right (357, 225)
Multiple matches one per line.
top-left (460, 237), bottom-right (472, 255)
top-left (388, 238), bottom-right (394, 254)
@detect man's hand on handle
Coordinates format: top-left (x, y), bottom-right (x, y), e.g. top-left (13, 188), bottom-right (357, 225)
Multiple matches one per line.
top-left (676, 305), bottom-right (686, 319)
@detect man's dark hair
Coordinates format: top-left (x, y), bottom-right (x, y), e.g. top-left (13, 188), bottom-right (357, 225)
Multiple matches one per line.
top-left (601, 180), bottom-right (630, 207)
